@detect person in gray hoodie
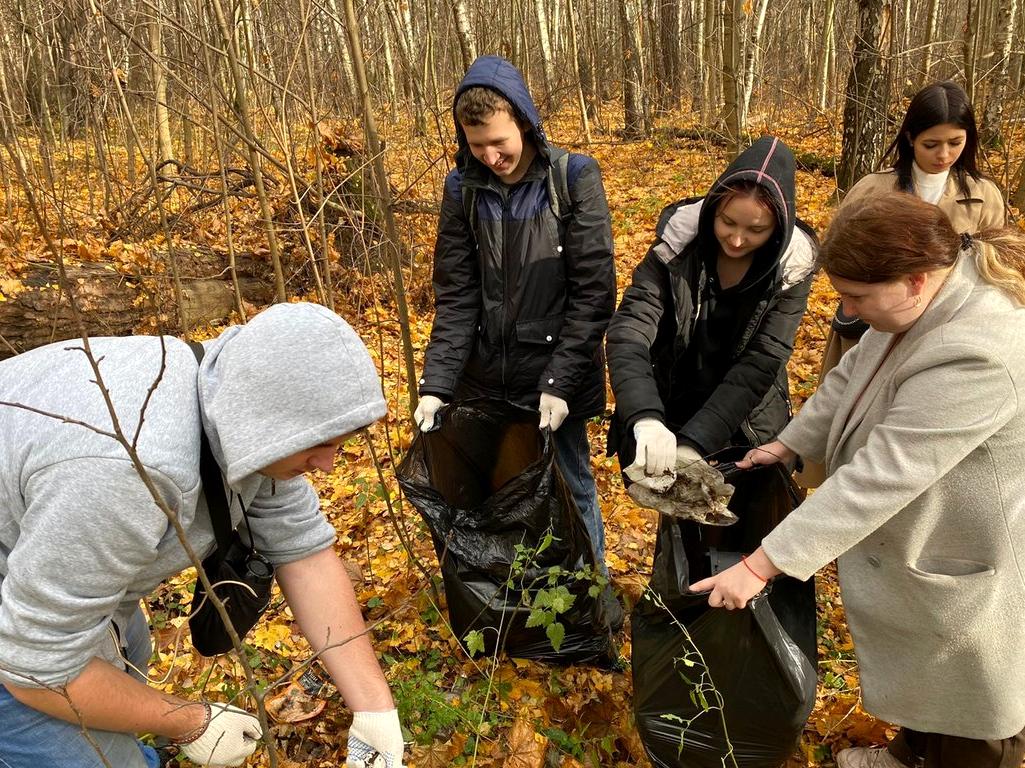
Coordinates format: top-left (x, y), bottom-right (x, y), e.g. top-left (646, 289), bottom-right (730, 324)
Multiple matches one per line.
top-left (0, 303), bottom-right (405, 767)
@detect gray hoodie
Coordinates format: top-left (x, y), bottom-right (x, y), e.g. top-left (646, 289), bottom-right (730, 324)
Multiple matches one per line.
top-left (0, 303), bottom-right (386, 688)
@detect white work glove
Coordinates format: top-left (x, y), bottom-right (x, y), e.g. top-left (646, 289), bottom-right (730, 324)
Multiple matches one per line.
top-left (676, 443), bottom-right (704, 469)
top-left (413, 395), bottom-right (444, 432)
top-left (346, 709), bottom-right (406, 768)
top-left (624, 418), bottom-right (678, 482)
top-left (177, 702), bottom-right (263, 767)
top-left (538, 393), bottom-right (569, 431)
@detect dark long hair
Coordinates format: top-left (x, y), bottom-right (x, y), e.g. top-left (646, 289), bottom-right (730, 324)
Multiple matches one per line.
top-left (881, 81), bottom-right (981, 198)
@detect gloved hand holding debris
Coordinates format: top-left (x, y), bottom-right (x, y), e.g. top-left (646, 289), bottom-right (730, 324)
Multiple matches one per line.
top-left (625, 445), bottom-right (737, 525)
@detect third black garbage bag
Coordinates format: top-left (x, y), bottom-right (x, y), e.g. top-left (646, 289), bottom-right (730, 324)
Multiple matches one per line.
top-left (632, 452), bottom-right (817, 767)
top-left (396, 399), bottom-right (617, 667)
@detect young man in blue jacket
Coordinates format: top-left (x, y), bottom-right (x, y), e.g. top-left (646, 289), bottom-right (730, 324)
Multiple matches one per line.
top-left (414, 55), bottom-right (616, 564)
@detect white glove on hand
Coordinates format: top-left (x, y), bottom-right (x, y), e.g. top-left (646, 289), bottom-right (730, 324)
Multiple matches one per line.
top-left (346, 709), bottom-right (406, 768)
top-left (178, 702), bottom-right (263, 767)
top-left (624, 418), bottom-right (678, 482)
top-left (538, 393), bottom-right (569, 431)
top-left (413, 395), bottom-right (444, 432)
top-left (676, 443), bottom-right (704, 469)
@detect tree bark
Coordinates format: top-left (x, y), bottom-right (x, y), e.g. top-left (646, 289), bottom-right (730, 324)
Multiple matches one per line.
top-left (742, 0), bottom-right (769, 121)
top-left (620, 0), bottom-right (645, 137)
top-left (722, 0), bottom-right (745, 153)
top-left (449, 0), bottom-right (477, 71)
top-left (965, 0), bottom-right (980, 103)
top-left (818, 0), bottom-right (837, 111)
top-left (149, 8), bottom-right (174, 164)
top-left (981, 0), bottom-right (1018, 147)
top-left (533, 0), bottom-right (557, 109)
top-left (838, 0), bottom-right (890, 193)
top-left (566, 0), bottom-right (592, 142)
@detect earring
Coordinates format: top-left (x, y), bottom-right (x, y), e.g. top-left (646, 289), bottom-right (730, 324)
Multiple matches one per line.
top-left (912, 296), bottom-right (922, 308)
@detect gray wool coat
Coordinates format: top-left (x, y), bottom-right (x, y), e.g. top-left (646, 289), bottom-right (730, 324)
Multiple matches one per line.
top-left (762, 251), bottom-right (1025, 739)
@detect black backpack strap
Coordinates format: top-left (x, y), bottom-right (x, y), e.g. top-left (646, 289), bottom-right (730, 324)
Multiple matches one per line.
top-left (187, 341), bottom-right (233, 557)
top-left (546, 147), bottom-right (572, 223)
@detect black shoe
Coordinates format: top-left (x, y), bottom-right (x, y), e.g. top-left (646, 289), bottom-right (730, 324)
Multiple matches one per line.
top-left (151, 738), bottom-right (180, 767)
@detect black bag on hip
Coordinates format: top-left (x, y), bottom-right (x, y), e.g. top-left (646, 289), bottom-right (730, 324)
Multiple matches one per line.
top-left (186, 341), bottom-right (275, 656)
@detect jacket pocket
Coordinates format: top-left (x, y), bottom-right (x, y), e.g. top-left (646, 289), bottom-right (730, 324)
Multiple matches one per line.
top-left (908, 557), bottom-right (995, 578)
top-left (516, 315), bottom-right (564, 346)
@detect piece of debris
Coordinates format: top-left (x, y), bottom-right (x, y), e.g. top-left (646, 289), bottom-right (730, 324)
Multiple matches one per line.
top-left (626, 460), bottom-right (737, 525)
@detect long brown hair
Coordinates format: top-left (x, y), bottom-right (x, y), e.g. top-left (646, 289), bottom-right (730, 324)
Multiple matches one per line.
top-left (821, 191), bottom-right (1025, 304)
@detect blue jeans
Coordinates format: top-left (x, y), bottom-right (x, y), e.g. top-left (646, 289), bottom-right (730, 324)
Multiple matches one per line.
top-left (0, 607), bottom-right (160, 768)
top-left (552, 416), bottom-right (607, 565)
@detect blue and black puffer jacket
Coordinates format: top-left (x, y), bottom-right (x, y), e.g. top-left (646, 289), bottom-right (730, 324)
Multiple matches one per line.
top-left (418, 56), bottom-right (616, 418)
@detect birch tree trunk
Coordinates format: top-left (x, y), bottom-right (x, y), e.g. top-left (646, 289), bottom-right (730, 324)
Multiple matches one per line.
top-left (981, 0), bottom-right (1018, 147)
top-left (742, 0), bottom-right (769, 119)
top-left (818, 0), bottom-right (837, 111)
top-left (449, 0), bottom-right (477, 71)
top-left (693, 0), bottom-right (705, 112)
top-left (702, 0), bottom-right (719, 124)
top-left (839, 0), bottom-right (890, 193)
top-left (533, 0), bottom-right (557, 108)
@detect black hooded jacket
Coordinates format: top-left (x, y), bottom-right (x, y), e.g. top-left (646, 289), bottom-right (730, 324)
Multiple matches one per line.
top-left (607, 137), bottom-right (818, 462)
top-left (418, 56), bottom-right (616, 417)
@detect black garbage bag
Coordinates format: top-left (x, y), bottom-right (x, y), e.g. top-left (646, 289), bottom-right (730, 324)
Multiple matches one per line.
top-left (632, 450), bottom-right (817, 767)
top-left (396, 399), bottom-right (618, 667)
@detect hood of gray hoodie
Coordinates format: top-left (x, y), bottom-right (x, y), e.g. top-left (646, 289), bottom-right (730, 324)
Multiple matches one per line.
top-left (198, 302), bottom-right (387, 486)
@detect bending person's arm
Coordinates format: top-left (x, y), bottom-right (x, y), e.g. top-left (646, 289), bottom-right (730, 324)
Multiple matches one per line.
top-left (276, 547), bottom-right (393, 711)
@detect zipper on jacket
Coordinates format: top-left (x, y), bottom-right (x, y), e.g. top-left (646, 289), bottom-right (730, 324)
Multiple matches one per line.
top-left (500, 193), bottom-right (510, 395)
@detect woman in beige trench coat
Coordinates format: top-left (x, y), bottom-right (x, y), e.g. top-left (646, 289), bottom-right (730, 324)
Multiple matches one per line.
top-left (801, 81), bottom-right (1007, 488)
top-left (692, 192), bottom-right (1025, 768)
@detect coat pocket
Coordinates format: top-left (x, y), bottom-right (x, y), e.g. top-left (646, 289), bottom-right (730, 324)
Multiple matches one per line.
top-left (895, 559), bottom-right (999, 646)
top-left (908, 558), bottom-right (996, 578)
top-left (515, 315), bottom-right (564, 347)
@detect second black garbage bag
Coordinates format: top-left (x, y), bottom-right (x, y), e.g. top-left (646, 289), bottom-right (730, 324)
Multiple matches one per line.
top-left (631, 454), bottom-right (817, 768)
top-left (396, 399), bottom-right (618, 667)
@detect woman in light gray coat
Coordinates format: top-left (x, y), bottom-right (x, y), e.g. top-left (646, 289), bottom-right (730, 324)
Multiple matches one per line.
top-left (691, 192), bottom-right (1025, 768)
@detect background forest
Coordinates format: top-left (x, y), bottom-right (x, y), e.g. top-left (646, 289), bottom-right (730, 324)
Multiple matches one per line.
top-left (0, 0), bottom-right (1022, 765)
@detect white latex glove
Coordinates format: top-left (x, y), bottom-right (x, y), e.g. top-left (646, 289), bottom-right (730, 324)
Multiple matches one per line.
top-left (538, 393), bottom-right (569, 431)
top-left (675, 443), bottom-right (704, 469)
top-left (177, 702), bottom-right (263, 767)
top-left (346, 709), bottom-right (406, 768)
top-left (413, 395), bottom-right (444, 432)
top-left (624, 418), bottom-right (678, 482)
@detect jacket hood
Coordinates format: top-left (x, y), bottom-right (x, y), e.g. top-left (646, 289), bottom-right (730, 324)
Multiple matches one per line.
top-left (452, 55), bottom-right (551, 169)
top-left (196, 303), bottom-right (387, 486)
top-left (697, 136), bottom-right (797, 289)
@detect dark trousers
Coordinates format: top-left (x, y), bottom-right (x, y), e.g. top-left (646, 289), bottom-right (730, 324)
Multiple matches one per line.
top-left (888, 724), bottom-right (1025, 768)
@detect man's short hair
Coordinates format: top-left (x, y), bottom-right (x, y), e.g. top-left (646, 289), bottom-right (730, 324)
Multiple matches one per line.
top-left (455, 87), bottom-right (517, 127)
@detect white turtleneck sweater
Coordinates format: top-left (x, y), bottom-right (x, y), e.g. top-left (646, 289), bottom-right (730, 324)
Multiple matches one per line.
top-left (912, 161), bottom-right (949, 204)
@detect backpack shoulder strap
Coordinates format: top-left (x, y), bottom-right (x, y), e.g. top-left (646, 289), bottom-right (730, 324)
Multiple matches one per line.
top-left (547, 147), bottom-right (572, 222)
top-left (187, 341), bottom-right (233, 556)
top-left (460, 181), bottom-right (478, 241)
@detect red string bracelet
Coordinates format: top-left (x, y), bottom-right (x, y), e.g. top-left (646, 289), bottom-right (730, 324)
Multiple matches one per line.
top-left (741, 555), bottom-right (769, 583)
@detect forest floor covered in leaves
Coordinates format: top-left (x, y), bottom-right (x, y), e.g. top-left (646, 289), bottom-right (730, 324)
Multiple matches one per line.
top-left (5, 109), bottom-right (1016, 767)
